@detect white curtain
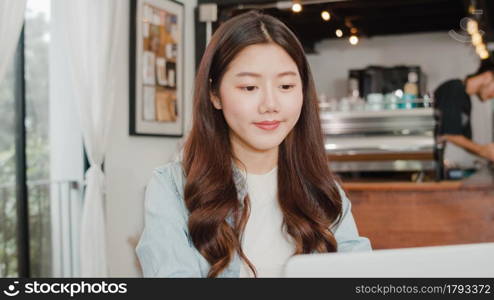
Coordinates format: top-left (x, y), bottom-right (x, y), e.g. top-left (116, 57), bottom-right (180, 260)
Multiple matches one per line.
top-left (55, 0), bottom-right (123, 277)
top-left (0, 0), bottom-right (27, 82)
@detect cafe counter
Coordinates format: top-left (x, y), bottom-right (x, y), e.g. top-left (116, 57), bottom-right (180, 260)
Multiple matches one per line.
top-left (343, 167), bottom-right (494, 250)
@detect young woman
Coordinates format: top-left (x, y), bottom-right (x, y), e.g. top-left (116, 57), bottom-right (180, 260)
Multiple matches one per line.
top-left (136, 10), bottom-right (371, 278)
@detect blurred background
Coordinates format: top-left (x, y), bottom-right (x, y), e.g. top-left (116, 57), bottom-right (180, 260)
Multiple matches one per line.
top-left (1, 0), bottom-right (493, 278)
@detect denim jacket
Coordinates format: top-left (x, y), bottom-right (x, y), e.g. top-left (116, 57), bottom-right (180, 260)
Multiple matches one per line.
top-left (136, 161), bottom-right (372, 277)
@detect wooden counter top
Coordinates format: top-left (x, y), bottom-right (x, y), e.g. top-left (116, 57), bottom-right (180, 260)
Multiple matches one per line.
top-left (345, 167), bottom-right (494, 250)
top-left (341, 167), bottom-right (494, 192)
top-left (342, 180), bottom-right (462, 191)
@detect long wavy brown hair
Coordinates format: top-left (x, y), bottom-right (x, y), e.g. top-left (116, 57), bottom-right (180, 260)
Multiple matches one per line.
top-left (182, 10), bottom-right (343, 278)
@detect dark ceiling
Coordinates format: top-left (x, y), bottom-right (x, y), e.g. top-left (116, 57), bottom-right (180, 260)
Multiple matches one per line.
top-left (201, 0), bottom-right (468, 53)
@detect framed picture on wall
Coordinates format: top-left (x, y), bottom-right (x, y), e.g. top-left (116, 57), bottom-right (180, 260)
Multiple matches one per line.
top-left (130, 0), bottom-right (184, 137)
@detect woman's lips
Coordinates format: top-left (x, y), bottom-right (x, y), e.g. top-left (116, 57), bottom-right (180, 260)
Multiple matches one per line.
top-left (253, 121), bottom-right (280, 130)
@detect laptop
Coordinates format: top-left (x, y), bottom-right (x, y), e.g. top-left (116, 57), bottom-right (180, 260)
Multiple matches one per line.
top-left (283, 242), bottom-right (494, 277)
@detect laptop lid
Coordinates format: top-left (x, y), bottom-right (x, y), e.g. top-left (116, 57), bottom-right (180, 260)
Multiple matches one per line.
top-left (283, 242), bottom-right (494, 277)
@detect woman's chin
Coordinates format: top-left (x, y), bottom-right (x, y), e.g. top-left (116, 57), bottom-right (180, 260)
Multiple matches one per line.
top-left (246, 138), bottom-right (284, 152)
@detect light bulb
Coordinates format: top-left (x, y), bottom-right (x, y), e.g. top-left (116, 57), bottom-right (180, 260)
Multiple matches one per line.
top-left (472, 32), bottom-right (482, 46)
top-left (349, 35), bottom-right (359, 45)
top-left (476, 44), bottom-right (489, 59)
top-left (467, 19), bottom-right (478, 35)
top-left (321, 11), bottom-right (330, 21)
top-left (335, 29), bottom-right (343, 37)
top-left (292, 3), bottom-right (302, 13)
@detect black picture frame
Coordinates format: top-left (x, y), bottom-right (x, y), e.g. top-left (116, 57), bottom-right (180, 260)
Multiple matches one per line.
top-left (129, 0), bottom-right (185, 137)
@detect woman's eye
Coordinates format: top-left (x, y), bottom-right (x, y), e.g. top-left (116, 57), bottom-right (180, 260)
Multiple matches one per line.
top-left (280, 84), bottom-right (295, 90)
top-left (240, 86), bottom-right (257, 92)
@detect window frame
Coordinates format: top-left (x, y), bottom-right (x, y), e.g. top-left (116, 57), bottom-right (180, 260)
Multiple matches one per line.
top-left (14, 25), bottom-right (31, 278)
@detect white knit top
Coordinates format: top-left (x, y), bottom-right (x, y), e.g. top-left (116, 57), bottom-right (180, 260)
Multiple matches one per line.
top-left (238, 166), bottom-right (296, 277)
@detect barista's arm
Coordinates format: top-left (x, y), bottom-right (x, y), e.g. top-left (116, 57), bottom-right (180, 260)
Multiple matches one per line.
top-left (442, 135), bottom-right (494, 161)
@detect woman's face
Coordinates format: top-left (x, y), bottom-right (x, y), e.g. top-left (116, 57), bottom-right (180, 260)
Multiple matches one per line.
top-left (211, 43), bottom-right (304, 153)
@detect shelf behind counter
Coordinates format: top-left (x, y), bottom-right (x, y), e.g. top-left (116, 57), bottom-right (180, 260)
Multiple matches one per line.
top-left (341, 167), bottom-right (494, 250)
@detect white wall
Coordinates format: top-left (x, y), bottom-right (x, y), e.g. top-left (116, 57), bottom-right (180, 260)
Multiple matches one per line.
top-left (307, 31), bottom-right (492, 155)
top-left (105, 0), bottom-right (197, 277)
top-left (307, 32), bottom-right (479, 99)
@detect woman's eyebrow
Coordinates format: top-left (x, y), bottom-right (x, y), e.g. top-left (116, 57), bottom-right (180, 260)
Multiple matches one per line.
top-left (235, 71), bottom-right (298, 78)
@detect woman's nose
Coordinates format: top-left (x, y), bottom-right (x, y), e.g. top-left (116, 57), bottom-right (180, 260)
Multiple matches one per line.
top-left (259, 85), bottom-right (280, 113)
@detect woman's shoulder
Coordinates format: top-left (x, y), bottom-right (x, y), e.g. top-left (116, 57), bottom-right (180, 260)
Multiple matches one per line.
top-left (331, 180), bottom-right (349, 206)
top-left (153, 161), bottom-right (185, 182)
top-left (146, 161), bottom-right (187, 216)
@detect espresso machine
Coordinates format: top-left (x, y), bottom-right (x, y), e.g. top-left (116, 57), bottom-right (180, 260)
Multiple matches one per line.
top-left (321, 65), bottom-right (440, 180)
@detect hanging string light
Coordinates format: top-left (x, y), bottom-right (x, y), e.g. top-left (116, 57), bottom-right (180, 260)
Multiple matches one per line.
top-left (466, 1), bottom-right (489, 59)
top-left (348, 27), bottom-right (359, 45)
top-left (335, 29), bottom-right (343, 38)
top-left (467, 19), bottom-right (478, 35)
top-left (292, 0), bottom-right (302, 13)
top-left (471, 32), bottom-right (482, 46)
top-left (476, 44), bottom-right (489, 59)
top-left (321, 10), bottom-right (330, 21)
top-left (349, 35), bottom-right (359, 45)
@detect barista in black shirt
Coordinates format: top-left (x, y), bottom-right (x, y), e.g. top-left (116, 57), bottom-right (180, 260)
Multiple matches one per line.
top-left (442, 71), bottom-right (494, 162)
top-left (441, 0), bottom-right (494, 162)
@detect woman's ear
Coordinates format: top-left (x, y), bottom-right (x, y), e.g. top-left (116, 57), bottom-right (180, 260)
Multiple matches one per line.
top-left (210, 91), bottom-right (222, 110)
